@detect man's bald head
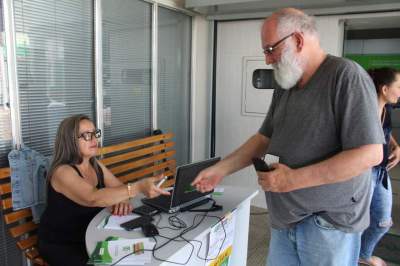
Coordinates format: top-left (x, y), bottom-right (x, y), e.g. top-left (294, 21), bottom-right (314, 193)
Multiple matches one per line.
top-left (262, 8), bottom-right (318, 40)
top-left (261, 8), bottom-right (325, 89)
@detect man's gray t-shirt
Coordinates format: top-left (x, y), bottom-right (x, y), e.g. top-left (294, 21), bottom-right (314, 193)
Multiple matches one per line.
top-left (258, 55), bottom-right (385, 233)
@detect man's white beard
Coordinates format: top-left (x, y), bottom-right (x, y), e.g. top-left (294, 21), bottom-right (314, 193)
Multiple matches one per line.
top-left (272, 43), bottom-right (304, 90)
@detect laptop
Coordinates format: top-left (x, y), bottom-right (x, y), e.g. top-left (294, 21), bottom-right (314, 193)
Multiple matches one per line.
top-left (141, 157), bottom-right (221, 213)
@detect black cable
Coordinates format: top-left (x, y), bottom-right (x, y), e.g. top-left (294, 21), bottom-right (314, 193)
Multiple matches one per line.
top-left (109, 210), bottom-right (228, 265)
top-left (150, 235), bottom-right (195, 265)
top-left (151, 213), bottom-right (227, 263)
top-left (168, 215), bottom-right (187, 228)
top-left (154, 212), bottom-right (163, 226)
top-left (155, 213), bottom-right (187, 230)
top-left (180, 214), bottom-right (227, 261)
top-left (111, 212), bottom-right (207, 265)
top-left (146, 212), bottom-right (208, 264)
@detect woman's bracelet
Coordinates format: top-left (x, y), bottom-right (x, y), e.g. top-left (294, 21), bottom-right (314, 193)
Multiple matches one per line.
top-left (126, 183), bottom-right (133, 198)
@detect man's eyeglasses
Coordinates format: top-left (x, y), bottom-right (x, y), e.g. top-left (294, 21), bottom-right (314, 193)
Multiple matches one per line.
top-left (78, 129), bottom-right (101, 141)
top-left (263, 33), bottom-right (294, 55)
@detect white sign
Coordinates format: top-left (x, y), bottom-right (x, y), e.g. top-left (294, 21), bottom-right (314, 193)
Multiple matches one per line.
top-left (206, 209), bottom-right (237, 266)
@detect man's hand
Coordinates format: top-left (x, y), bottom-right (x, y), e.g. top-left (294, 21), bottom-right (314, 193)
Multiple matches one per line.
top-left (388, 145), bottom-right (400, 170)
top-left (257, 163), bottom-right (297, 192)
top-left (191, 166), bottom-right (224, 193)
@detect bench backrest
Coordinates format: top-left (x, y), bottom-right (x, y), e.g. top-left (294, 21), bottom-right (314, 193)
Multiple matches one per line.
top-left (0, 167), bottom-right (44, 264)
top-left (98, 132), bottom-right (176, 187)
top-left (0, 132), bottom-right (176, 265)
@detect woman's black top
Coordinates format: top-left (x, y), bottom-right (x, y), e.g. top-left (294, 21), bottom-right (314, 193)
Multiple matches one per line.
top-left (374, 104), bottom-right (392, 189)
top-left (38, 164), bottom-right (105, 244)
top-left (378, 104), bottom-right (392, 168)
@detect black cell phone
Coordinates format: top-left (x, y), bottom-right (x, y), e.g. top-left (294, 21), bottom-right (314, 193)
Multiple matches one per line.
top-left (120, 215), bottom-right (153, 231)
top-left (252, 158), bottom-right (272, 172)
top-left (132, 205), bottom-right (160, 217)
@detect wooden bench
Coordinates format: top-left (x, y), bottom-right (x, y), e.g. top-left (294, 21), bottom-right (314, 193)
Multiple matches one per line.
top-left (98, 132), bottom-right (176, 187)
top-left (0, 132), bottom-right (176, 265)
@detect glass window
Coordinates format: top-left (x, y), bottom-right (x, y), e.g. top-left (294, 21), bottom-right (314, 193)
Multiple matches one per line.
top-left (158, 7), bottom-right (191, 166)
top-left (14, 0), bottom-right (95, 155)
top-left (0, 2), bottom-right (24, 265)
top-left (102, 0), bottom-right (152, 145)
top-left (0, 1), bottom-right (11, 167)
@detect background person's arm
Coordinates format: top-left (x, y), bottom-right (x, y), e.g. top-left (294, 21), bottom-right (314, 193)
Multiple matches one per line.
top-left (388, 135), bottom-right (400, 170)
top-left (51, 165), bottom-right (168, 208)
top-left (192, 133), bottom-right (270, 192)
top-left (257, 143), bottom-right (382, 192)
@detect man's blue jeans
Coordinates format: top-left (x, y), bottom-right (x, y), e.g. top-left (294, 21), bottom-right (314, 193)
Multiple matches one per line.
top-left (266, 215), bottom-right (361, 266)
top-left (360, 167), bottom-right (392, 260)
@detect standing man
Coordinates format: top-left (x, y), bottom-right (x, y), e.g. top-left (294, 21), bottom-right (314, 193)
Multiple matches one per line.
top-left (192, 8), bottom-right (384, 266)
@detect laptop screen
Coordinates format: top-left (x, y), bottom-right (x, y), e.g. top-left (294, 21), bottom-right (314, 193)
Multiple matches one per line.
top-left (170, 157), bottom-right (220, 209)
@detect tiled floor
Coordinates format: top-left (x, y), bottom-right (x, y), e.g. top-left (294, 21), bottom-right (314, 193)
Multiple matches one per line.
top-left (247, 207), bottom-right (269, 266)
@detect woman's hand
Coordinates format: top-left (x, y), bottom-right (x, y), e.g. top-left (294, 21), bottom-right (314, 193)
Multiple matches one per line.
top-left (137, 174), bottom-right (171, 198)
top-left (111, 200), bottom-right (133, 216)
top-left (388, 145), bottom-right (400, 170)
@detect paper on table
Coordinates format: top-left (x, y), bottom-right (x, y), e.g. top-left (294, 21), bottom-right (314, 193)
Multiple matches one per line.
top-left (89, 237), bottom-right (155, 265)
top-left (213, 187), bottom-right (224, 196)
top-left (97, 214), bottom-right (141, 230)
top-left (206, 209), bottom-right (237, 266)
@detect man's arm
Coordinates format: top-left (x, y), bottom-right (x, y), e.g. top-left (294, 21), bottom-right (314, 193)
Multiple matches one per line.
top-left (258, 143), bottom-right (382, 192)
top-left (218, 133), bottom-right (270, 176)
top-left (192, 133), bottom-right (270, 192)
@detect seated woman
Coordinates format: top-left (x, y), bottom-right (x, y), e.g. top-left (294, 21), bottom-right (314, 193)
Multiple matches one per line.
top-left (38, 114), bottom-right (169, 266)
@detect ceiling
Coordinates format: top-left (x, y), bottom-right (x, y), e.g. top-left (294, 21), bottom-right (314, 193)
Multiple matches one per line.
top-left (184, 0), bottom-right (400, 21)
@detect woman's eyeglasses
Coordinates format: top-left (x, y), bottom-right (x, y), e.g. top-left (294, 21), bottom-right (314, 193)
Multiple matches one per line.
top-left (78, 129), bottom-right (101, 141)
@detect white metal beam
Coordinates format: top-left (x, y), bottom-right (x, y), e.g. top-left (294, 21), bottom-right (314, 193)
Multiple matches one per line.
top-left (95, 0), bottom-right (104, 147)
top-left (151, 3), bottom-right (159, 130)
top-left (4, 0), bottom-right (22, 149)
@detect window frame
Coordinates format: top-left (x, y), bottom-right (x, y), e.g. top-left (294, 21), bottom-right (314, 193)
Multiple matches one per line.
top-left (4, 0), bottom-right (194, 158)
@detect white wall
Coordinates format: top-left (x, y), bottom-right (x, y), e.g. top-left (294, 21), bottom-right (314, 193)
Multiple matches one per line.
top-left (314, 16), bottom-right (344, 56)
top-left (191, 15), bottom-right (213, 161)
top-left (215, 19), bottom-right (267, 208)
top-left (214, 16), bottom-right (343, 208)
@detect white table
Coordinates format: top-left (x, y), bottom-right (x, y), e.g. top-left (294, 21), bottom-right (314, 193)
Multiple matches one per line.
top-left (86, 185), bottom-right (258, 265)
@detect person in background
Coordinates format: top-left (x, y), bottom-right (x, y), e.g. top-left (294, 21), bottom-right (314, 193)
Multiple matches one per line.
top-left (192, 8), bottom-right (384, 266)
top-left (359, 67), bottom-right (400, 266)
top-left (38, 114), bottom-right (169, 266)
